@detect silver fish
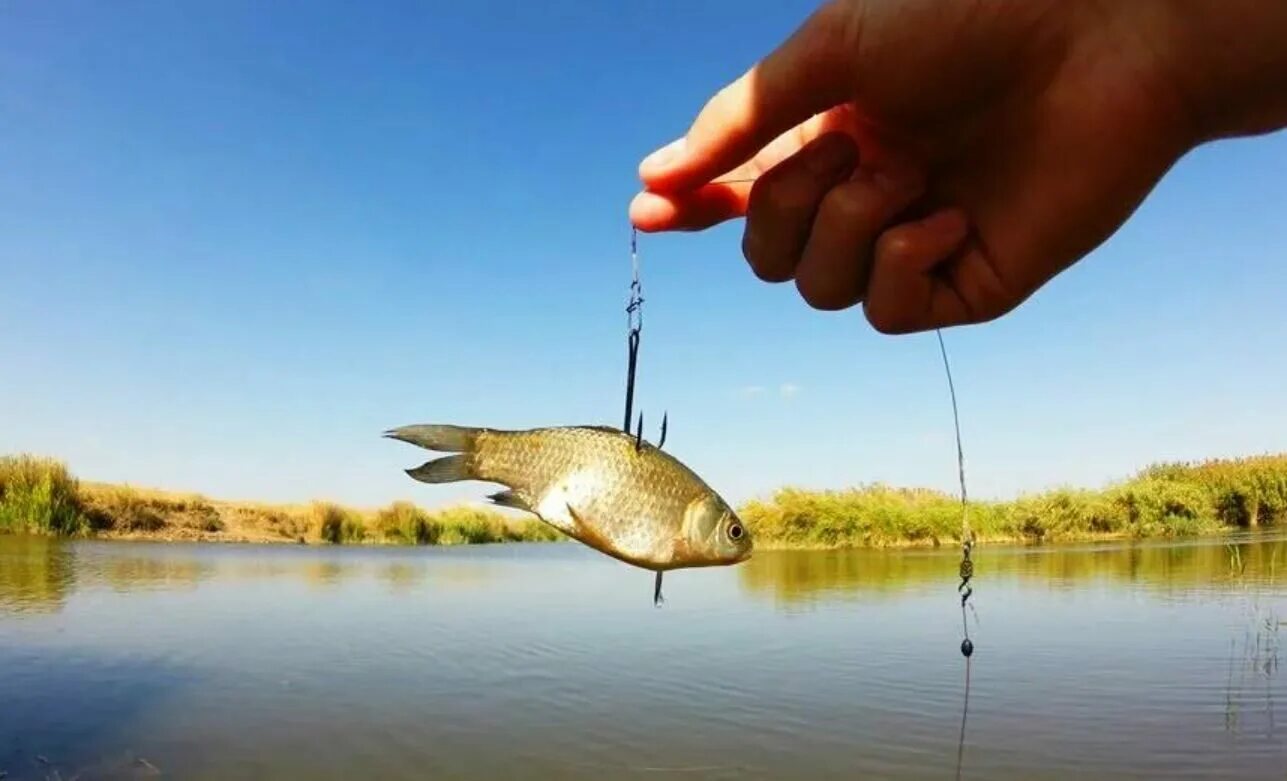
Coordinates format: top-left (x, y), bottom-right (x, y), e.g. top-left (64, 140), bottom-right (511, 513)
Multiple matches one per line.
top-left (385, 423), bottom-right (752, 602)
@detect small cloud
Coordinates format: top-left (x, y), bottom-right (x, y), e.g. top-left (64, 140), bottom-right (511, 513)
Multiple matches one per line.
top-left (779, 383), bottom-right (801, 399)
top-left (738, 385), bottom-right (766, 398)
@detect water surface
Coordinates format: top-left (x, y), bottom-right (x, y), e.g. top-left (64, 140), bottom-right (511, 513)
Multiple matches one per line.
top-left (2, 532), bottom-right (1284, 779)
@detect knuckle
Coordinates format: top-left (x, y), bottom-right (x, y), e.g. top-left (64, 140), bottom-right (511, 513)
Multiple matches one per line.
top-left (874, 230), bottom-right (914, 266)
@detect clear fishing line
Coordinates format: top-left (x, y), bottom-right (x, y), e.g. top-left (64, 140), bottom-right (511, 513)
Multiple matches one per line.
top-left (936, 327), bottom-right (976, 781)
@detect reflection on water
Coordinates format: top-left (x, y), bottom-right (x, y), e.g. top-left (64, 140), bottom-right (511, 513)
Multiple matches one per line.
top-left (303, 559), bottom-right (347, 588)
top-left (99, 555), bottom-right (214, 593)
top-left (379, 561), bottom-right (427, 594)
top-left (741, 532), bottom-right (1286, 605)
top-left (0, 535), bottom-right (75, 614)
top-left (1, 532), bottom-right (1284, 780)
top-left (0, 539), bottom-right (543, 607)
top-left (7, 533), bottom-right (1279, 612)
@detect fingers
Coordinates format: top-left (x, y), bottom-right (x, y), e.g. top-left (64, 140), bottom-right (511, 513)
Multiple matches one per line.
top-left (638, 0), bottom-right (858, 193)
top-left (863, 208), bottom-right (1019, 334)
top-left (629, 182), bottom-right (751, 232)
top-left (741, 133), bottom-right (859, 282)
top-left (793, 168), bottom-right (926, 310)
top-left (630, 106), bottom-right (861, 233)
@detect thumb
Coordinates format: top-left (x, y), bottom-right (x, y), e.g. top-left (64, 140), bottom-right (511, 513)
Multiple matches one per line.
top-left (639, 1), bottom-right (859, 193)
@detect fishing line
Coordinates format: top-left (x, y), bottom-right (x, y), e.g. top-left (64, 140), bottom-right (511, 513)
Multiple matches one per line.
top-left (627, 205), bottom-right (980, 777)
top-left (625, 226), bottom-right (669, 606)
top-left (936, 327), bottom-right (976, 781)
top-left (937, 328), bottom-right (977, 647)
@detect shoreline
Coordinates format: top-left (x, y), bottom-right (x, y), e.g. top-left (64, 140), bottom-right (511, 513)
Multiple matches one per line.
top-left (10, 511), bottom-right (1278, 552)
top-left (3, 453), bottom-right (1285, 551)
top-left (12, 525), bottom-right (1283, 554)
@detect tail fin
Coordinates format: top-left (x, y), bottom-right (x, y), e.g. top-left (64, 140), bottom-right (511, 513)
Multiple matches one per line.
top-left (383, 424), bottom-right (479, 452)
top-left (406, 454), bottom-right (472, 484)
top-left (385, 424), bottom-right (483, 485)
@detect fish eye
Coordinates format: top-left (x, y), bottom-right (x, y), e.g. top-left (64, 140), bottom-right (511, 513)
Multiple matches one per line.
top-left (728, 522), bottom-right (743, 541)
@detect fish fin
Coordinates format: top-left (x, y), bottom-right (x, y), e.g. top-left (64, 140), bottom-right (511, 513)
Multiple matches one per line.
top-left (384, 424), bottom-right (480, 453)
top-left (565, 503), bottom-right (619, 560)
top-left (406, 454), bottom-right (473, 484)
top-left (487, 489), bottom-right (532, 513)
top-left (581, 425), bottom-right (630, 435)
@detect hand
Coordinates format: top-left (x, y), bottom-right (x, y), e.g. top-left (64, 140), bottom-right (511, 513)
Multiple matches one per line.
top-left (629, 0), bottom-right (1287, 333)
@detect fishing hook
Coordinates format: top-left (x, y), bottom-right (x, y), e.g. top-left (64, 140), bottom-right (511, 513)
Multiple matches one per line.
top-left (623, 228), bottom-right (644, 432)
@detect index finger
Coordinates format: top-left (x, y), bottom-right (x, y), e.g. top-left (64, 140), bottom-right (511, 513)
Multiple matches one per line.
top-left (639, 1), bottom-right (857, 193)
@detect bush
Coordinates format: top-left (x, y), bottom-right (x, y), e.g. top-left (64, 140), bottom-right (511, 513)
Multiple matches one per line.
top-left (82, 485), bottom-right (167, 532)
top-left (0, 455), bottom-right (86, 535)
top-left (312, 502), bottom-right (367, 544)
top-left (431, 506), bottom-right (562, 545)
top-left (375, 501), bottom-right (441, 545)
top-left (742, 454), bottom-right (1287, 548)
top-left (80, 484), bottom-right (223, 534)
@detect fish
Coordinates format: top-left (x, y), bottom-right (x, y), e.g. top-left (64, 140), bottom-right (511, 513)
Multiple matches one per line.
top-left (383, 422), bottom-right (752, 603)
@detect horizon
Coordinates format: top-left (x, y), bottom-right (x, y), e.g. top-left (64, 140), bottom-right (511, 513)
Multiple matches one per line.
top-left (3, 2), bottom-right (1286, 512)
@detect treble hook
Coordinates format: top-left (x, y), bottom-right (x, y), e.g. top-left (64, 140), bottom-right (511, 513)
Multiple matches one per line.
top-left (659, 412), bottom-right (668, 449)
top-left (636, 411), bottom-right (644, 452)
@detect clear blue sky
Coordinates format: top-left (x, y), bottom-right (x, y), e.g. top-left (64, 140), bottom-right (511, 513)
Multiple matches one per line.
top-left (3, 1), bottom-right (1285, 510)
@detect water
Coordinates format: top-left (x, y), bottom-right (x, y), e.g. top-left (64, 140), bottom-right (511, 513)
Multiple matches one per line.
top-left (1, 532), bottom-right (1284, 780)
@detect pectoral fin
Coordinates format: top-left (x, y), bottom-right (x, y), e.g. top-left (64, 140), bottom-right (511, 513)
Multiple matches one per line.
top-left (565, 503), bottom-right (619, 560)
top-left (487, 489), bottom-right (533, 513)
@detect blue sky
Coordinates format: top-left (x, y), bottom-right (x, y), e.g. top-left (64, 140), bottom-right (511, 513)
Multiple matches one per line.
top-left (2, 1), bottom-right (1285, 510)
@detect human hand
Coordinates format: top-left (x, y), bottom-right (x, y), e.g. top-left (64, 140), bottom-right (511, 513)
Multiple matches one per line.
top-left (629, 0), bottom-right (1287, 333)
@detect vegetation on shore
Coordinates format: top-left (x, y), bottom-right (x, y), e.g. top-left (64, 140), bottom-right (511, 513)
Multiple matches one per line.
top-left (0, 455), bottom-right (561, 546)
top-left (742, 453), bottom-right (1287, 548)
top-left (2, 452), bottom-right (1284, 548)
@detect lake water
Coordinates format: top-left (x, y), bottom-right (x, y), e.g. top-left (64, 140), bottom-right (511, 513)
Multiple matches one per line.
top-left (2, 531), bottom-right (1284, 780)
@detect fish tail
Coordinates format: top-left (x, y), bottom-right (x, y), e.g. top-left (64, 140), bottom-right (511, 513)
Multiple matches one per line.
top-left (405, 454), bottom-right (472, 484)
top-left (383, 424), bottom-right (479, 453)
top-left (385, 424), bottom-right (485, 485)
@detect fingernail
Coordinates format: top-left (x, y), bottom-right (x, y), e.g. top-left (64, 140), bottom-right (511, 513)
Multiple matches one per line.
top-left (641, 138), bottom-right (686, 174)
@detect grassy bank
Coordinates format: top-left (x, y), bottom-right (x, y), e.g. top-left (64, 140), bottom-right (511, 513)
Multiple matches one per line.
top-left (2, 453), bottom-right (1285, 548)
top-left (741, 454), bottom-right (1287, 548)
top-left (0, 455), bottom-right (562, 546)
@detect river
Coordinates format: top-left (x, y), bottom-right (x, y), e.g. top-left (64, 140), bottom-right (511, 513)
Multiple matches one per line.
top-left (1, 531), bottom-right (1284, 779)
